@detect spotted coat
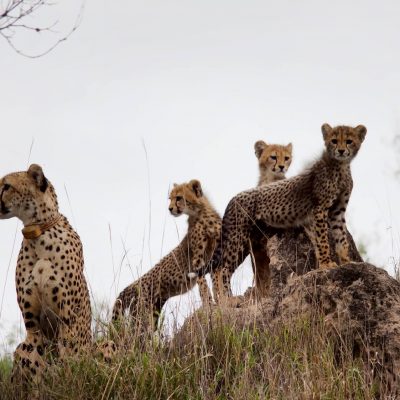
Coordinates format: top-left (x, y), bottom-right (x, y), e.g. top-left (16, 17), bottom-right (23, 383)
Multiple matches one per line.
top-left (250, 140), bottom-right (293, 299)
top-left (204, 124), bottom-right (367, 302)
top-left (112, 179), bottom-right (221, 331)
top-left (0, 164), bottom-right (91, 385)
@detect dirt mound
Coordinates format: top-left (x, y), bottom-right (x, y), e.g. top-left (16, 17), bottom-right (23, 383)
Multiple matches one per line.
top-left (265, 263), bottom-right (400, 395)
top-left (180, 262), bottom-right (400, 397)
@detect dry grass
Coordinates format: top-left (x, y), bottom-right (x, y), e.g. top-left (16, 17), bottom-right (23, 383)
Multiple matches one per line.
top-left (0, 305), bottom-right (382, 400)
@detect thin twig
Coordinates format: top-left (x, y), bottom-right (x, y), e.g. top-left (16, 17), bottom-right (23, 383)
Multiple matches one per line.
top-left (0, 0), bottom-right (85, 58)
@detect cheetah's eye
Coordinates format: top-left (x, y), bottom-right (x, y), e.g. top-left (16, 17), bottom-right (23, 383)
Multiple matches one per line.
top-left (346, 139), bottom-right (353, 145)
top-left (176, 196), bottom-right (182, 201)
top-left (284, 156), bottom-right (290, 161)
top-left (270, 155), bottom-right (277, 160)
top-left (3, 184), bottom-right (10, 191)
top-left (331, 139), bottom-right (338, 144)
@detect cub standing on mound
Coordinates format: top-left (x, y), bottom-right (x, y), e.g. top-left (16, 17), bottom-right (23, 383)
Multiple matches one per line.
top-left (214, 140), bottom-right (293, 303)
top-left (249, 140), bottom-right (293, 299)
top-left (0, 165), bottom-right (92, 385)
top-left (198, 124), bottom-right (366, 302)
top-left (112, 179), bottom-right (221, 331)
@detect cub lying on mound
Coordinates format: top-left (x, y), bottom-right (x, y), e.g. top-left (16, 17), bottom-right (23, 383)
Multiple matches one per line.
top-left (198, 124), bottom-right (367, 302)
top-left (0, 165), bottom-right (92, 385)
top-left (112, 179), bottom-right (221, 330)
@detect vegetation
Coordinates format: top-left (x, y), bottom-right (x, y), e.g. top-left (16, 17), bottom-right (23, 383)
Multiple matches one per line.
top-left (0, 307), bottom-right (382, 400)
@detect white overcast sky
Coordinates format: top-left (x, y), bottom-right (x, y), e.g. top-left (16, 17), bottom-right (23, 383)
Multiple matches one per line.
top-left (1, 0), bottom-right (400, 353)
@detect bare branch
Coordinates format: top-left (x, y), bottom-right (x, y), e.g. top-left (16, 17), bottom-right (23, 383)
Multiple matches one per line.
top-left (0, 0), bottom-right (84, 57)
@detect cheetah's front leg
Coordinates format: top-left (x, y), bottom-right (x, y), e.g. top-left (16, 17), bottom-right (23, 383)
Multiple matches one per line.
top-left (329, 192), bottom-right (351, 265)
top-left (213, 237), bottom-right (250, 307)
top-left (12, 269), bottom-right (47, 388)
top-left (12, 331), bottom-right (46, 389)
top-left (12, 261), bottom-right (47, 384)
top-left (187, 226), bottom-right (208, 279)
top-left (197, 276), bottom-right (213, 305)
top-left (305, 207), bottom-right (338, 270)
top-left (188, 233), bottom-right (214, 305)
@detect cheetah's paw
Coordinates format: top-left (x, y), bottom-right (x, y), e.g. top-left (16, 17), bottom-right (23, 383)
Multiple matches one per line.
top-left (319, 261), bottom-right (338, 270)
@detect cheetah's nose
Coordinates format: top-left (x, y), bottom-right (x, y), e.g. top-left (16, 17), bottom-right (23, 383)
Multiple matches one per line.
top-left (338, 149), bottom-right (345, 155)
top-left (169, 207), bottom-right (173, 213)
top-left (279, 165), bottom-right (285, 171)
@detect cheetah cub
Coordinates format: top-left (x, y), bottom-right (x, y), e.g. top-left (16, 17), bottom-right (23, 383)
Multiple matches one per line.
top-left (215, 140), bottom-right (293, 304)
top-left (255, 140), bottom-right (292, 186)
top-left (0, 165), bottom-right (92, 385)
top-left (250, 140), bottom-right (293, 298)
top-left (112, 179), bottom-right (221, 332)
top-left (198, 124), bottom-right (366, 301)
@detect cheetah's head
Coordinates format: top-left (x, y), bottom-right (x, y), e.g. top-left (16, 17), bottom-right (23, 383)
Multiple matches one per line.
top-left (322, 124), bottom-right (367, 161)
top-left (0, 164), bottom-right (58, 225)
top-left (169, 179), bottom-right (204, 217)
top-left (254, 140), bottom-right (293, 177)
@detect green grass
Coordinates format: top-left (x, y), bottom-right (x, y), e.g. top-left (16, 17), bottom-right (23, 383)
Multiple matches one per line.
top-left (0, 309), bottom-right (383, 400)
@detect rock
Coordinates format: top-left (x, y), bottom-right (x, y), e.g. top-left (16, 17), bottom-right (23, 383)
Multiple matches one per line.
top-left (266, 227), bottom-right (363, 298)
top-left (244, 225), bottom-right (363, 300)
top-left (265, 263), bottom-right (400, 395)
top-left (183, 262), bottom-right (400, 397)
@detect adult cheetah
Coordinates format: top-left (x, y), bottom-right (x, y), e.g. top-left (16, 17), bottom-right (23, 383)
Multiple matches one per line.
top-left (112, 179), bottom-right (221, 332)
top-left (198, 124), bottom-right (366, 302)
top-left (0, 164), bottom-right (91, 385)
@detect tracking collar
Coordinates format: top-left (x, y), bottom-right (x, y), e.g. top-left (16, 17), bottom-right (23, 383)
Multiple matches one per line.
top-left (22, 214), bottom-right (62, 240)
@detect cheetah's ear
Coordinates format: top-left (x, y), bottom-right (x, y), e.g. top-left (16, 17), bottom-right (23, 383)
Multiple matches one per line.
top-left (354, 125), bottom-right (367, 142)
top-left (321, 123), bottom-right (333, 140)
top-left (27, 164), bottom-right (48, 193)
top-left (286, 143), bottom-right (293, 154)
top-left (254, 140), bottom-right (267, 159)
top-left (189, 179), bottom-right (203, 198)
